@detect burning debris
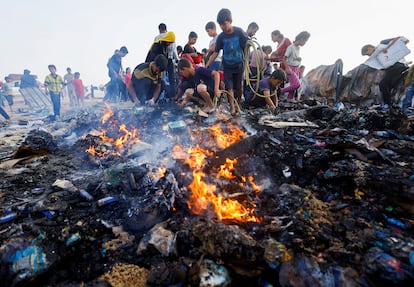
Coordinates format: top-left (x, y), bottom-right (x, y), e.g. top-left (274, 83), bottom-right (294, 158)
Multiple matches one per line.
top-left (0, 100), bottom-right (414, 287)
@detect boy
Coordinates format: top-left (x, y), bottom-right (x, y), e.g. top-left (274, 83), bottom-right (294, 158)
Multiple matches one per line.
top-left (244, 69), bottom-right (286, 112)
top-left (44, 65), bottom-right (64, 120)
top-left (127, 54), bottom-right (168, 106)
top-left (205, 21), bottom-right (222, 71)
top-left (205, 8), bottom-right (248, 115)
top-left (177, 58), bottom-right (220, 113)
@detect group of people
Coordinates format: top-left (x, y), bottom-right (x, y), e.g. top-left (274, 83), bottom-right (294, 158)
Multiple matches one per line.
top-left (104, 8), bottom-right (311, 115)
top-left (0, 66), bottom-right (87, 121)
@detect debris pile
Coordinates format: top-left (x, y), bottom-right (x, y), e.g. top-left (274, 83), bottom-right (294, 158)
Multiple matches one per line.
top-left (0, 100), bottom-right (413, 287)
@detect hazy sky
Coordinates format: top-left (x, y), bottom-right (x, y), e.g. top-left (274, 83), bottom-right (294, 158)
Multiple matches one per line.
top-left (1, 0), bottom-right (412, 86)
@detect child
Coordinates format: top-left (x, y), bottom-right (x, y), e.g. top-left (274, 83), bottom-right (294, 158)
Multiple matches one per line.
top-left (72, 72), bottom-right (85, 107)
top-left (205, 21), bottom-right (222, 71)
top-left (205, 8), bottom-right (248, 115)
top-left (244, 69), bottom-right (286, 112)
top-left (177, 58), bottom-right (220, 113)
top-left (280, 31), bottom-right (310, 101)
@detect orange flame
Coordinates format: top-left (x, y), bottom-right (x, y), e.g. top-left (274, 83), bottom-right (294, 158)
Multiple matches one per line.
top-left (185, 146), bottom-right (260, 222)
top-left (86, 105), bottom-right (141, 158)
top-left (102, 102), bottom-right (114, 124)
top-left (209, 124), bottom-right (245, 149)
top-left (86, 145), bottom-right (110, 157)
top-left (217, 158), bottom-right (238, 179)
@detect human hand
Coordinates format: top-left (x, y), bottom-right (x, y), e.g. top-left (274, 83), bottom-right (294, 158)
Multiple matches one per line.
top-left (147, 98), bottom-right (155, 106)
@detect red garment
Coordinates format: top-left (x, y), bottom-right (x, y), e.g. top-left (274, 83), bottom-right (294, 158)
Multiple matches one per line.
top-left (276, 38), bottom-right (292, 70)
top-left (125, 73), bottom-right (132, 87)
top-left (72, 79), bottom-right (84, 98)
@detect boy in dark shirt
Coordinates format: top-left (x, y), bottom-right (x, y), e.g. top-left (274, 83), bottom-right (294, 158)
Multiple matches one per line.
top-left (244, 69), bottom-right (286, 112)
top-left (177, 58), bottom-right (220, 113)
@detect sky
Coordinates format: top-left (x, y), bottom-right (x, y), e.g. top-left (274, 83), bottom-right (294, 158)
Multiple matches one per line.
top-left (1, 0), bottom-right (412, 87)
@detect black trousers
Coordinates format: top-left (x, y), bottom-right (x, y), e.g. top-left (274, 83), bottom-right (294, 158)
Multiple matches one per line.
top-left (380, 62), bottom-right (407, 105)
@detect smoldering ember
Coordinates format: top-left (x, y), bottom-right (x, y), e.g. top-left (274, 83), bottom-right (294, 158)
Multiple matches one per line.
top-left (1, 71), bottom-right (414, 287)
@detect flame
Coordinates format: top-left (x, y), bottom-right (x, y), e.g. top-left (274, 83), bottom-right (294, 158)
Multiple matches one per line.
top-left (86, 145), bottom-right (110, 157)
top-left (217, 158), bottom-right (238, 179)
top-left (86, 104), bottom-right (141, 158)
top-left (102, 102), bottom-right (114, 124)
top-left (209, 124), bottom-right (245, 149)
top-left (114, 124), bottom-right (140, 148)
top-left (185, 146), bottom-right (260, 222)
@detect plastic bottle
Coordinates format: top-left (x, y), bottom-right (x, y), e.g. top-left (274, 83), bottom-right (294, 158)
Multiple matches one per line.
top-left (97, 196), bottom-right (118, 206)
top-left (79, 189), bottom-right (94, 201)
top-left (0, 212), bottom-right (18, 224)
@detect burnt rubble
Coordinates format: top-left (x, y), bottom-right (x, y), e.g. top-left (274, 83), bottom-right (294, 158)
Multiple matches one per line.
top-left (0, 100), bottom-right (414, 287)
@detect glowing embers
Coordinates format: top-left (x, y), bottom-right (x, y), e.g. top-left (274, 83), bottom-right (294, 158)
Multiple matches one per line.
top-left (86, 103), bottom-right (140, 158)
top-left (180, 124), bottom-right (261, 223)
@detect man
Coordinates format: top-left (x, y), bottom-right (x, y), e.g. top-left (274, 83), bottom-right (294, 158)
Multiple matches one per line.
top-left (44, 65), bottom-right (64, 120)
top-left (64, 67), bottom-right (76, 106)
top-left (361, 36), bottom-right (410, 107)
top-left (152, 23), bottom-right (179, 99)
top-left (20, 69), bottom-right (37, 89)
top-left (104, 46), bottom-right (129, 102)
top-left (127, 54), bottom-right (168, 106)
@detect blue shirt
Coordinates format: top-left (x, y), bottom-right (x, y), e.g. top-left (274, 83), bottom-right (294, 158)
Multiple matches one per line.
top-left (215, 26), bottom-right (248, 70)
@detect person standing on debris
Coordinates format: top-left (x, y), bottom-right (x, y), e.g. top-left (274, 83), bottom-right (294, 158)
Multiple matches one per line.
top-left (64, 67), bottom-right (76, 106)
top-left (2, 76), bottom-right (14, 112)
top-left (146, 29), bottom-right (178, 99)
top-left (72, 72), bottom-right (85, 108)
top-left (270, 30), bottom-right (292, 72)
top-left (181, 31), bottom-right (204, 67)
top-left (19, 69), bottom-right (37, 89)
top-left (44, 64), bottom-right (64, 120)
top-left (205, 8), bottom-right (249, 116)
top-left (205, 21), bottom-right (222, 72)
top-left (243, 69), bottom-right (286, 112)
top-left (127, 54), bottom-right (168, 106)
top-left (104, 46), bottom-right (129, 102)
top-left (177, 57), bottom-right (220, 113)
top-left (402, 64), bottom-right (414, 114)
top-left (361, 36), bottom-right (410, 108)
top-left (280, 31), bottom-right (310, 101)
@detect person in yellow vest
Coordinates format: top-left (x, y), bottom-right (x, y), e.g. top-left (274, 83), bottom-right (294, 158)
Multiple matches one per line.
top-left (44, 64), bottom-right (64, 120)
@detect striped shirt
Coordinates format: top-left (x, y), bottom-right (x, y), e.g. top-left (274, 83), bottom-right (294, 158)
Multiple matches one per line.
top-left (44, 74), bottom-right (64, 93)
